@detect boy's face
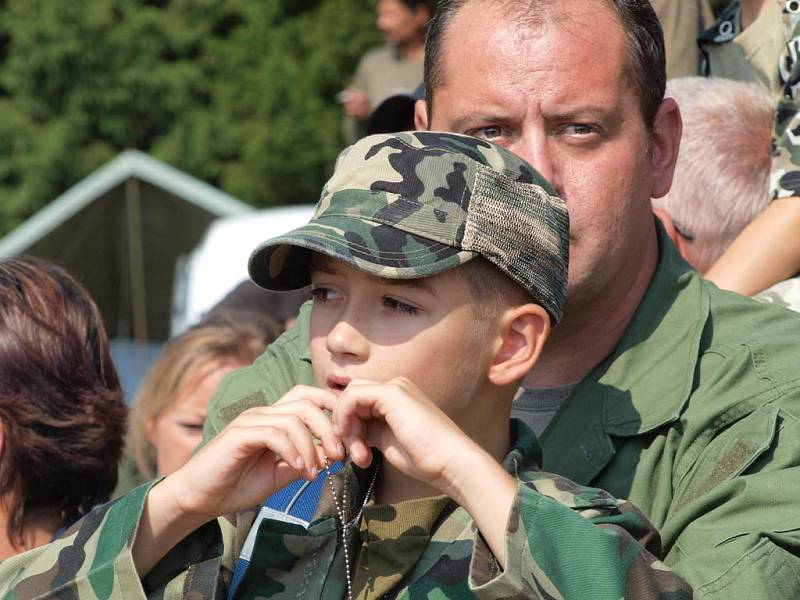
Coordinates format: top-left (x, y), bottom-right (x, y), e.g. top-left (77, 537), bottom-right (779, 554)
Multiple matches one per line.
top-left (309, 255), bottom-right (492, 421)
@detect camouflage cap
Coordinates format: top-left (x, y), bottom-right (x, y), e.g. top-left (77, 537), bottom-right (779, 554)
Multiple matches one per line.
top-left (248, 131), bottom-right (570, 323)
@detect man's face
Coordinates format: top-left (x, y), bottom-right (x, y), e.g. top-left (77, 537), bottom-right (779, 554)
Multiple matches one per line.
top-left (422, 0), bottom-right (677, 312)
top-left (309, 256), bottom-right (490, 423)
top-left (377, 0), bottom-right (427, 46)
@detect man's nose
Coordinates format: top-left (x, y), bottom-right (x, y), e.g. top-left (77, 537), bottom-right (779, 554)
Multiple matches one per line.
top-left (513, 134), bottom-right (561, 194)
top-left (326, 318), bottom-right (369, 361)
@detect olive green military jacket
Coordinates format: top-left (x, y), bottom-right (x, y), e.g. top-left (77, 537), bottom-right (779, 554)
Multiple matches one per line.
top-left (200, 227), bottom-right (800, 598)
top-left (0, 423), bottom-right (689, 599)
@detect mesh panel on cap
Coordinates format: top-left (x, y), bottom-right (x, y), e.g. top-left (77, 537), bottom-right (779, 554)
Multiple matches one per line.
top-left (461, 164), bottom-right (569, 322)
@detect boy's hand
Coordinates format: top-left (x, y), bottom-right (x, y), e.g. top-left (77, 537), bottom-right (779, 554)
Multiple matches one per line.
top-left (323, 377), bottom-right (518, 569)
top-left (134, 385), bottom-right (344, 577)
top-left (327, 378), bottom-right (487, 498)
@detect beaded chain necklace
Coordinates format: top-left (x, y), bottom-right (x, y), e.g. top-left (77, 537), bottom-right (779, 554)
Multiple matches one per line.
top-left (324, 456), bottom-right (381, 600)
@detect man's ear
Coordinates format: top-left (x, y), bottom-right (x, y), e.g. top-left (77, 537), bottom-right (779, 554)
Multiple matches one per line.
top-left (487, 304), bottom-right (550, 387)
top-left (650, 97), bottom-right (682, 199)
top-left (414, 99), bottom-right (429, 130)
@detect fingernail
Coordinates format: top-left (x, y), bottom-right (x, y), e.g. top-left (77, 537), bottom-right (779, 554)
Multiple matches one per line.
top-left (295, 457), bottom-right (305, 469)
top-left (338, 442), bottom-right (346, 456)
top-left (310, 465), bottom-right (319, 478)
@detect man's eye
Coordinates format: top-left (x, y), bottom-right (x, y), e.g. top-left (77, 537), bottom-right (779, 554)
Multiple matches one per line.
top-left (383, 296), bottom-right (418, 315)
top-left (470, 126), bottom-right (504, 140)
top-left (563, 123), bottom-right (595, 136)
top-left (311, 287), bottom-right (339, 303)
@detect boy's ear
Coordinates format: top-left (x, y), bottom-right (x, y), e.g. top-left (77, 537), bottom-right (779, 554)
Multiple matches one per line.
top-left (487, 304), bottom-right (550, 387)
top-left (414, 99), bottom-right (429, 130)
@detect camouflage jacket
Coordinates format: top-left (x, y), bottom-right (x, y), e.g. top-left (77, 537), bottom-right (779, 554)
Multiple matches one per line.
top-left (0, 422), bottom-right (690, 599)
top-left (699, 0), bottom-right (800, 199)
top-left (200, 226), bottom-right (800, 598)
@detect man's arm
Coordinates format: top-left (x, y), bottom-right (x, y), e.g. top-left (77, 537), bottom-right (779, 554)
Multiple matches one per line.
top-left (203, 301), bottom-right (315, 443)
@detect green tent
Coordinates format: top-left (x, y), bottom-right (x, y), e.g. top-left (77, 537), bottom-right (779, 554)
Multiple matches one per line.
top-left (0, 150), bottom-right (253, 342)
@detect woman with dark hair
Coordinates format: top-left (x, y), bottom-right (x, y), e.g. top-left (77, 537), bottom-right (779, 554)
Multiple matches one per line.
top-left (0, 257), bottom-right (125, 558)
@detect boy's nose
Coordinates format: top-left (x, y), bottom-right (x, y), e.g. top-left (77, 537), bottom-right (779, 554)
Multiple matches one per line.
top-left (326, 318), bottom-right (369, 361)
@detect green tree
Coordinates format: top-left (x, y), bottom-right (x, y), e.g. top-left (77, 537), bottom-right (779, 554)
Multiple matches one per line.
top-left (0, 0), bottom-right (380, 236)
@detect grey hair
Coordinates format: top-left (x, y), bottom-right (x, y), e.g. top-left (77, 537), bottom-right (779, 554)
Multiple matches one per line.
top-left (653, 77), bottom-right (773, 272)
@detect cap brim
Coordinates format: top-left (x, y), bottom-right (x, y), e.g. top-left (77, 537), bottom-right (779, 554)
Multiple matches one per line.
top-left (248, 215), bottom-right (476, 291)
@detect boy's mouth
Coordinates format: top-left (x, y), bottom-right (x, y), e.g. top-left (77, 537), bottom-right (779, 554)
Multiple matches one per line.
top-left (326, 374), bottom-right (351, 396)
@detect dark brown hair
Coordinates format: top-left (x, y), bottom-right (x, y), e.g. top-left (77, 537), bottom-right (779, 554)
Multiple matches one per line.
top-left (0, 257), bottom-right (125, 545)
top-left (424, 0), bottom-right (665, 129)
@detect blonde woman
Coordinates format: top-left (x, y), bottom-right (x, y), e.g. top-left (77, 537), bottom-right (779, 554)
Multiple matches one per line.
top-left (120, 314), bottom-right (274, 493)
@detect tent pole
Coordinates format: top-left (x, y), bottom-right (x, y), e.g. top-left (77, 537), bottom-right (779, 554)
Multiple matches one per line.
top-left (125, 178), bottom-right (148, 341)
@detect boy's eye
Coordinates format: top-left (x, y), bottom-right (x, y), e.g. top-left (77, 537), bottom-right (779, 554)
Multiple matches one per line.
top-left (311, 287), bottom-right (339, 303)
top-left (383, 296), bottom-right (418, 315)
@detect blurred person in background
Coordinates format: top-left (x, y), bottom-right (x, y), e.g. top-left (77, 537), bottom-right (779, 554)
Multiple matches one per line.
top-left (119, 314), bottom-right (273, 494)
top-left (341, 0), bottom-right (434, 143)
top-left (0, 257), bottom-right (125, 558)
top-left (202, 280), bottom-right (310, 331)
top-left (653, 76), bottom-right (800, 311)
top-left (697, 0), bottom-right (800, 296)
top-left (651, 0), bottom-right (714, 78)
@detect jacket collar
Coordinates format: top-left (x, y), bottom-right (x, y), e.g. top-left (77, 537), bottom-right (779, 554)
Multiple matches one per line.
top-left (539, 223), bottom-right (709, 480)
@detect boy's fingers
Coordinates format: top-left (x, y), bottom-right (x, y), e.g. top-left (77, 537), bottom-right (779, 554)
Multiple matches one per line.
top-left (334, 384), bottom-right (386, 436)
top-left (287, 400), bottom-right (344, 461)
top-left (347, 437), bottom-right (373, 468)
top-left (305, 391), bottom-right (337, 412)
top-left (237, 396), bottom-right (344, 462)
top-left (273, 461), bottom-right (301, 489)
top-left (256, 426), bottom-right (306, 472)
top-left (281, 385), bottom-right (338, 407)
top-left (264, 414), bottom-right (322, 477)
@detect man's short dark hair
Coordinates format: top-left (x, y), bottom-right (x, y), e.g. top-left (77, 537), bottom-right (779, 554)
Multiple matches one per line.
top-left (424, 0), bottom-right (665, 129)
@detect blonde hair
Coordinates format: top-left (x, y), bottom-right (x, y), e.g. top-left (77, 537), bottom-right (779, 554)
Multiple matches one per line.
top-left (128, 317), bottom-right (271, 479)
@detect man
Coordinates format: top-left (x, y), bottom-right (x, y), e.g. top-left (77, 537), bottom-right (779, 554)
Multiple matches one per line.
top-left (341, 0), bottom-right (433, 143)
top-left (206, 1), bottom-right (800, 597)
top-left (653, 76), bottom-right (800, 312)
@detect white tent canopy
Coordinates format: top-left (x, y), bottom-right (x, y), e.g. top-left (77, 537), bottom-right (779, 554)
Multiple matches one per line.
top-left (172, 205), bottom-right (315, 334)
top-left (0, 150), bottom-right (253, 341)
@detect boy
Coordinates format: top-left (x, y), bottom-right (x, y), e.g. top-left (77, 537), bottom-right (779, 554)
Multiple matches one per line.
top-left (1, 132), bottom-right (690, 599)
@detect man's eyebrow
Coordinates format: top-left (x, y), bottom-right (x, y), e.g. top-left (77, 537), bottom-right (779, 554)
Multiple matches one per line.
top-left (448, 111), bottom-right (509, 131)
top-left (546, 105), bottom-right (617, 122)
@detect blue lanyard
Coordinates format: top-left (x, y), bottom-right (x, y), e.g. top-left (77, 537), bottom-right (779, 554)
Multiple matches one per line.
top-left (227, 462), bottom-right (343, 599)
